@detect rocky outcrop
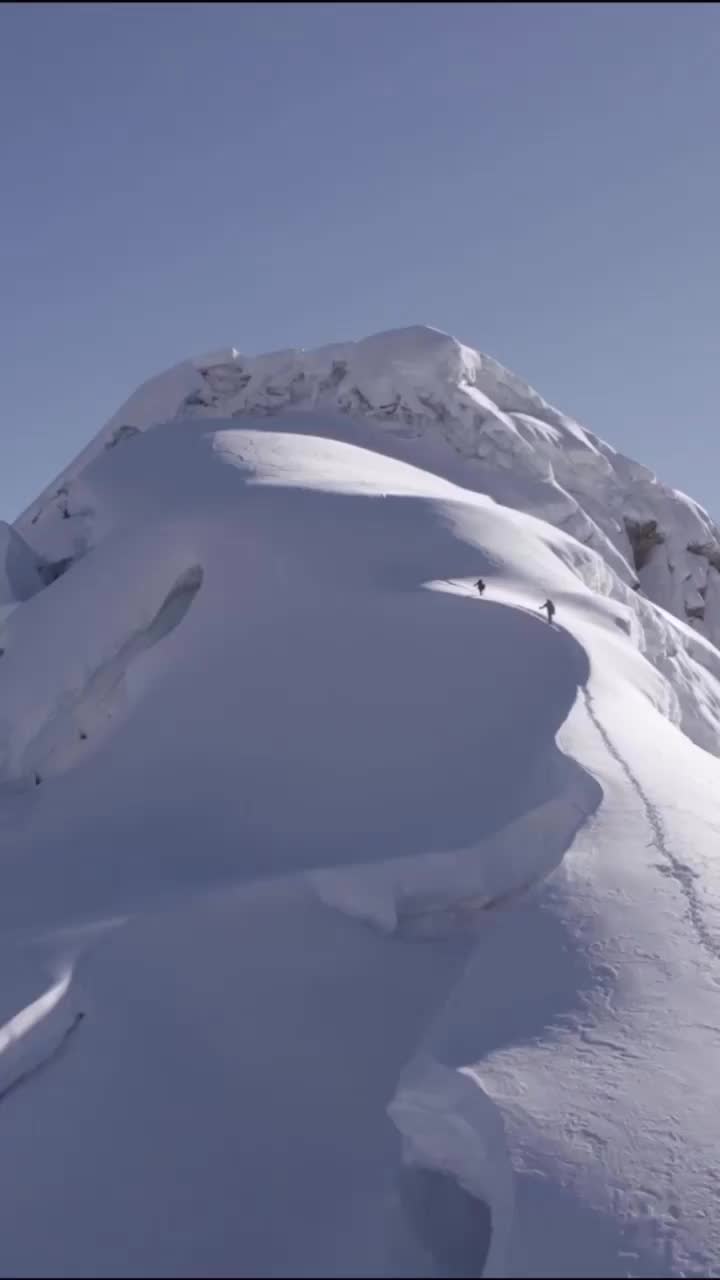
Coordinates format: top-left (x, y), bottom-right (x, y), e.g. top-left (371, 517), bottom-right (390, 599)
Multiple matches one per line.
top-left (624, 518), bottom-right (665, 571)
top-left (687, 541), bottom-right (720, 573)
top-left (105, 424), bottom-right (141, 450)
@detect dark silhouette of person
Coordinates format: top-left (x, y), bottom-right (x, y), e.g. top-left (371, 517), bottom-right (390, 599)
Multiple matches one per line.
top-left (475, 578), bottom-right (486, 596)
top-left (540, 598), bottom-right (556, 624)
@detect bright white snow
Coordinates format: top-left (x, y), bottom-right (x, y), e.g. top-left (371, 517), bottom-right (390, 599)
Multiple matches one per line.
top-left (0, 325), bottom-right (719, 1277)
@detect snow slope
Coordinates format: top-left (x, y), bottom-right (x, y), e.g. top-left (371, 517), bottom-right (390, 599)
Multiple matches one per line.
top-left (1, 326), bottom-right (720, 1277)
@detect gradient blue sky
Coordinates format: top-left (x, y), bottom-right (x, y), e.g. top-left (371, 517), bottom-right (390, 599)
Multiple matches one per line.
top-left (2, 1), bottom-right (719, 519)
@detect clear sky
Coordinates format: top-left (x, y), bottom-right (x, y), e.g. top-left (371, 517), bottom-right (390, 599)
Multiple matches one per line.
top-left (2, 1), bottom-right (720, 520)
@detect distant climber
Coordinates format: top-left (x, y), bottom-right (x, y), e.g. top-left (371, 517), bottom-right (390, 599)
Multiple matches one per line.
top-left (475, 578), bottom-right (486, 596)
top-left (540, 598), bottom-right (556, 624)
top-left (33, 772), bottom-right (42, 787)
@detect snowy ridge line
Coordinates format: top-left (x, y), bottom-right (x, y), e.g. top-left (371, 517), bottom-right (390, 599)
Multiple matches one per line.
top-left (16, 324), bottom-right (720, 651)
top-left (0, 1011), bottom-right (84, 1105)
top-left (581, 685), bottom-right (720, 965)
top-left (0, 966), bottom-right (85, 1103)
top-left (0, 967), bottom-right (71, 1053)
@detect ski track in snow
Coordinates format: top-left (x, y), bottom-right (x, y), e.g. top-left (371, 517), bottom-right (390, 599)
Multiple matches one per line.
top-left (581, 683), bottom-right (720, 966)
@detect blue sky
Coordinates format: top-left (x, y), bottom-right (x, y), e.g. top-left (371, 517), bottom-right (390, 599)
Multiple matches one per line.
top-left (2, 1), bottom-right (720, 519)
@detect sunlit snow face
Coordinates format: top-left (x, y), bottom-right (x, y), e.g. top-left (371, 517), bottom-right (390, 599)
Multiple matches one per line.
top-left (0, 422), bottom-right (599, 939)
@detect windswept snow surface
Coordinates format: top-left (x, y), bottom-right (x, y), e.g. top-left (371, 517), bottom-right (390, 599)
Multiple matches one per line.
top-left (1, 327), bottom-right (720, 1276)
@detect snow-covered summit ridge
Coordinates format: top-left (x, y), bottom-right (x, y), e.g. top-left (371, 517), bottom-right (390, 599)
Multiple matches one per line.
top-left (17, 324), bottom-right (720, 648)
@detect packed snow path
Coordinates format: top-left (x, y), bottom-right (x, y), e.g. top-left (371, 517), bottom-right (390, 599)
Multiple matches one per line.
top-left (581, 685), bottom-right (720, 965)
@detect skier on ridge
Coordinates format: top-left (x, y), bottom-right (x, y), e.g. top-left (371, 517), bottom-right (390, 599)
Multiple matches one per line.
top-left (475, 578), bottom-right (486, 597)
top-left (539, 598), bottom-right (556, 624)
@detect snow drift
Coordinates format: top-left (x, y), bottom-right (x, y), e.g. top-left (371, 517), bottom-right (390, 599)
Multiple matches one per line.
top-left (1, 326), bottom-right (719, 1277)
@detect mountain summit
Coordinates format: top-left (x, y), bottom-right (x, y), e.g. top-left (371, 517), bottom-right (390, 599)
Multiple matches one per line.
top-left (1, 326), bottom-right (719, 1278)
top-left (20, 325), bottom-right (720, 645)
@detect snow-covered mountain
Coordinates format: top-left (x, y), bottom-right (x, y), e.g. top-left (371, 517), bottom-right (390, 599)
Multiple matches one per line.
top-left (19, 324), bottom-right (720, 640)
top-left (1, 325), bottom-right (720, 1278)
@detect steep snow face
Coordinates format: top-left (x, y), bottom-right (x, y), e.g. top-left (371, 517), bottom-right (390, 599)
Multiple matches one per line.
top-left (0, 418), bottom-right (611, 1277)
top-left (0, 421), bottom-right (601, 906)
